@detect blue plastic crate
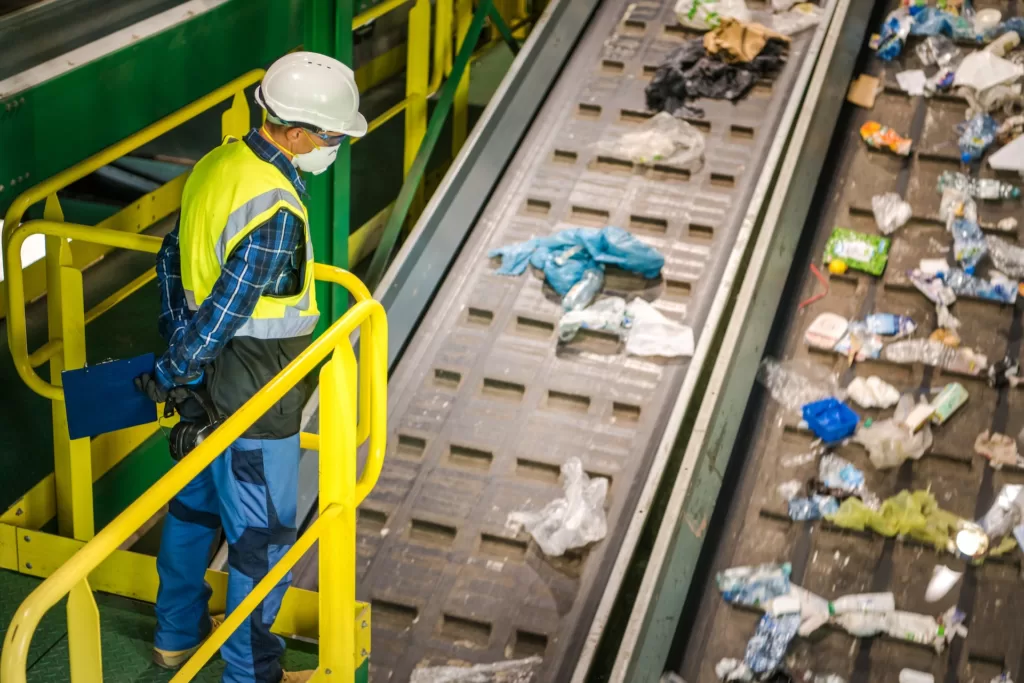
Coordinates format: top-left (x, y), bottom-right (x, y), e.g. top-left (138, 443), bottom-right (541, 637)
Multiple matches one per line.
top-left (801, 397), bottom-right (859, 444)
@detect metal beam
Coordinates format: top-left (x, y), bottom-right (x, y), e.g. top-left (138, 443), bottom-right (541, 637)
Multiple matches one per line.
top-left (370, 0), bottom-right (603, 369)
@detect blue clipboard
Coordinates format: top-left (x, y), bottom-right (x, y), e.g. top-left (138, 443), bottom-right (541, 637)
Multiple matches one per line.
top-left (62, 353), bottom-right (158, 440)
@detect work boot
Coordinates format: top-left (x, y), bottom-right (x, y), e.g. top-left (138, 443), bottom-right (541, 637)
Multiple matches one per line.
top-left (152, 614), bottom-right (225, 670)
top-left (280, 672), bottom-right (315, 683)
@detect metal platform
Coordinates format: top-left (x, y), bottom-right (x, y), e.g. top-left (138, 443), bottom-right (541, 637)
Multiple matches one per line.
top-left (664, 1), bottom-right (1024, 681)
top-left (292, 0), bottom-right (826, 680)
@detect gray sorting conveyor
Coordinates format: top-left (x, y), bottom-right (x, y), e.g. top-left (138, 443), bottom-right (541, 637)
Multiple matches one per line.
top-left (290, 0), bottom-right (835, 681)
top-left (664, 1), bottom-right (1024, 682)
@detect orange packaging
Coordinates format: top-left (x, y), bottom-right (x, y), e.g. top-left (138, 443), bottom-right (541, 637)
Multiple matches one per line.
top-left (860, 121), bottom-right (912, 156)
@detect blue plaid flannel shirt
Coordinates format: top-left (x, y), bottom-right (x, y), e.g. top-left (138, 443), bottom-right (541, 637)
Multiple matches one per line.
top-left (154, 129), bottom-right (307, 388)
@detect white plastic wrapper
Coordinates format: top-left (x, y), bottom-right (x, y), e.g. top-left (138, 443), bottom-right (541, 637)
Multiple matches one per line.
top-left (625, 298), bottom-right (695, 357)
top-left (594, 112), bottom-right (705, 166)
top-left (410, 657), bottom-right (541, 683)
top-left (771, 4), bottom-right (823, 35)
top-left (872, 193), bottom-right (913, 234)
top-left (558, 297), bottom-right (627, 342)
top-left (854, 394), bottom-right (933, 469)
top-left (846, 376), bottom-right (900, 409)
top-left (506, 458), bottom-right (608, 557)
top-left (925, 565), bottom-right (963, 603)
top-left (674, 0), bottom-right (750, 30)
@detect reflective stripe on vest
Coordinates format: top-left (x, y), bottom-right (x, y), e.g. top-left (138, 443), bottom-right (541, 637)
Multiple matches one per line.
top-left (178, 139), bottom-right (319, 340)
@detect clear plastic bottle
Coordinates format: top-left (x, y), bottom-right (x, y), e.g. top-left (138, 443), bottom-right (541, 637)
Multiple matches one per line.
top-left (957, 114), bottom-right (998, 163)
top-left (561, 268), bottom-right (604, 311)
top-left (937, 171), bottom-right (1021, 200)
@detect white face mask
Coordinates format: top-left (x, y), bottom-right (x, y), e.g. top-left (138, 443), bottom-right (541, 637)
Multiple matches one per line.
top-left (293, 143), bottom-right (340, 175)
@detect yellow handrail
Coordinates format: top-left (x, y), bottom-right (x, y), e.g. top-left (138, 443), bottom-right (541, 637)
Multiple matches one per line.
top-left (0, 261), bottom-right (387, 683)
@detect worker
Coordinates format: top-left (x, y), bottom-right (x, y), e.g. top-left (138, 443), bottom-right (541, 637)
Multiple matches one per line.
top-left (134, 51), bottom-right (367, 683)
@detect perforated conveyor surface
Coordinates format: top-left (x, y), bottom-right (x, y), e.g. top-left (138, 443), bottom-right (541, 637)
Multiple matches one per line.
top-left (296, 1), bottom-right (817, 680)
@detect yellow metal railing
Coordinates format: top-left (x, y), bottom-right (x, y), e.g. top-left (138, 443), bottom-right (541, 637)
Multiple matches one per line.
top-left (0, 245), bottom-right (387, 682)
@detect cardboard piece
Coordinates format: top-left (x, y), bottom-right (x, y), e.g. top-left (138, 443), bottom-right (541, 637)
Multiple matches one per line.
top-left (847, 74), bottom-right (880, 109)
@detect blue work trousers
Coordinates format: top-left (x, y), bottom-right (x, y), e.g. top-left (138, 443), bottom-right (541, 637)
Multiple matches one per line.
top-left (154, 435), bottom-right (300, 683)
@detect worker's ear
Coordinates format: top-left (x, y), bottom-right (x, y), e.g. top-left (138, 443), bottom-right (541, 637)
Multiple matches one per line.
top-left (285, 127), bottom-right (306, 144)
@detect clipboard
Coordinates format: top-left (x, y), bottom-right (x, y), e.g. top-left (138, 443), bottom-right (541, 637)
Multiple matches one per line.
top-left (62, 353), bottom-right (158, 440)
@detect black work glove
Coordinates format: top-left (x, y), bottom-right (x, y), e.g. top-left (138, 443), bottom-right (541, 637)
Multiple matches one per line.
top-left (134, 373), bottom-right (192, 417)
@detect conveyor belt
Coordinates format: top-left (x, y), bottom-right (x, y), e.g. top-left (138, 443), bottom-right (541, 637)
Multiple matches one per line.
top-left (295, 1), bottom-right (821, 681)
top-left (671, 2), bottom-right (1024, 682)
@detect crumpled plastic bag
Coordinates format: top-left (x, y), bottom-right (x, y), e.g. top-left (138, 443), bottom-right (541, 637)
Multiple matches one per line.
top-left (558, 297), bottom-right (628, 342)
top-left (853, 395), bottom-right (932, 468)
top-left (489, 226), bottom-right (665, 296)
top-left (974, 430), bottom-right (1020, 470)
top-left (506, 457), bottom-right (608, 557)
top-left (410, 657), bottom-right (542, 683)
top-left (828, 490), bottom-right (962, 551)
top-left (675, 0), bottom-right (751, 31)
top-left (771, 4), bottom-right (823, 35)
top-left (846, 376), bottom-right (900, 409)
top-left (757, 357), bottom-right (842, 414)
top-left (593, 112), bottom-right (705, 166)
top-left (624, 298), bottom-right (695, 357)
top-left (871, 192), bottom-right (913, 235)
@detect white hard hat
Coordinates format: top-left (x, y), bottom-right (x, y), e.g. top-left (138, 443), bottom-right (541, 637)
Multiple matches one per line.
top-left (256, 51), bottom-right (367, 137)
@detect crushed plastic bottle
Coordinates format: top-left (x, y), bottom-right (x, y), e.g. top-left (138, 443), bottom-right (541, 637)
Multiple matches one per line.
top-left (957, 113), bottom-right (999, 163)
top-left (950, 217), bottom-right (987, 271)
top-left (717, 563), bottom-right (792, 608)
top-left (743, 613), bottom-right (801, 674)
top-left (562, 268), bottom-right (604, 312)
top-left (558, 297), bottom-right (628, 342)
top-left (871, 193), bottom-right (913, 234)
top-left (909, 269), bottom-right (956, 306)
top-left (757, 358), bottom-right (842, 414)
top-left (937, 171), bottom-right (1021, 200)
top-left (916, 34), bottom-right (959, 67)
top-left (819, 453), bottom-right (866, 495)
top-left (789, 494), bottom-right (840, 521)
top-left (939, 188), bottom-right (978, 224)
top-left (985, 235), bottom-right (1024, 279)
top-left (945, 269), bottom-right (1018, 304)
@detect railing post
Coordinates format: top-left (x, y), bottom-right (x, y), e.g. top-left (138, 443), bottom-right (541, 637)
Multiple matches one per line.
top-left (405, 0), bottom-right (430, 220)
top-left (67, 578), bottom-right (102, 682)
top-left (451, 0), bottom-right (473, 156)
top-left (318, 345), bottom-right (358, 680)
top-left (44, 195), bottom-right (94, 540)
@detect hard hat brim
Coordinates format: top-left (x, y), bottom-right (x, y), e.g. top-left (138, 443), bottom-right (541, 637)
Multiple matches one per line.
top-left (341, 112), bottom-right (368, 138)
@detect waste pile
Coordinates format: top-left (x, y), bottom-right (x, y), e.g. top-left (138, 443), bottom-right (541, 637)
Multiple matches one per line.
top-left (713, 562), bottom-right (967, 680)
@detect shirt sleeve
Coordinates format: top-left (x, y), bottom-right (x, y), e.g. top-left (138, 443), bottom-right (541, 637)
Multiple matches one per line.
top-left (155, 218), bottom-right (188, 345)
top-left (154, 209), bottom-right (305, 388)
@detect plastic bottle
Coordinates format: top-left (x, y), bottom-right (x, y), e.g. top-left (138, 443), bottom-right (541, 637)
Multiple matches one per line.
top-left (985, 30), bottom-right (1020, 56)
top-left (958, 114), bottom-right (998, 163)
top-left (561, 269), bottom-right (603, 312)
top-left (938, 171), bottom-right (1021, 200)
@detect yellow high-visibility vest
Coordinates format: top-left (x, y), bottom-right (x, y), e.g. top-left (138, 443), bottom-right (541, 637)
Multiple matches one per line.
top-left (179, 138), bottom-right (319, 339)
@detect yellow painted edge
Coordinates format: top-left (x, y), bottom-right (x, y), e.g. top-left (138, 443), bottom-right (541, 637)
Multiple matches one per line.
top-left (0, 523), bottom-right (17, 570)
top-left (0, 418), bottom-right (168, 531)
top-left (355, 44), bottom-right (407, 92)
top-left (355, 603), bottom-right (371, 668)
top-left (15, 530), bottom-right (369, 643)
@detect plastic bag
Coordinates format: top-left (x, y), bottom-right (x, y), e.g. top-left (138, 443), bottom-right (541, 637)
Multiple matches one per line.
top-left (871, 193), bottom-right (913, 235)
top-left (771, 4), bottom-right (823, 35)
top-left (828, 490), bottom-right (963, 551)
top-left (675, 0), bottom-right (751, 30)
top-left (877, 10), bottom-right (913, 61)
top-left (954, 50), bottom-right (1024, 93)
top-left (506, 457), bottom-right (608, 557)
top-left (986, 235), bottom-right (1024, 279)
top-left (410, 657), bottom-right (542, 683)
top-left (846, 376), bottom-right (900, 409)
top-left (853, 394), bottom-right (932, 469)
top-left (489, 226), bottom-right (665, 296)
top-left (757, 357), bottom-right (842, 414)
top-left (594, 111), bottom-right (705, 166)
top-left (624, 298), bottom-right (695, 357)
top-left (717, 563), bottom-right (792, 607)
top-left (558, 297), bottom-right (628, 342)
